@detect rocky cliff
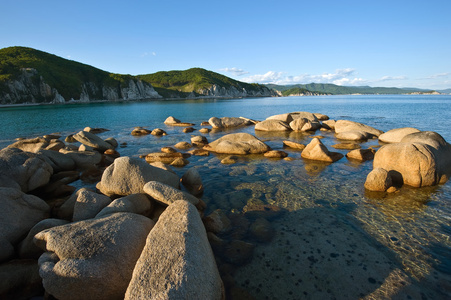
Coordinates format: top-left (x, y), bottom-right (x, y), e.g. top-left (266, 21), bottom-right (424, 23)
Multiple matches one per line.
top-left (196, 84), bottom-right (279, 98)
top-left (1, 68), bottom-right (161, 105)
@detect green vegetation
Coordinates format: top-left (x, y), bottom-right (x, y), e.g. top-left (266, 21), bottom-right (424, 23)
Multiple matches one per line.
top-left (0, 46), bottom-right (133, 102)
top-left (138, 68), bottom-right (264, 97)
top-left (281, 87), bottom-right (330, 96)
top-left (267, 83), bottom-right (436, 95)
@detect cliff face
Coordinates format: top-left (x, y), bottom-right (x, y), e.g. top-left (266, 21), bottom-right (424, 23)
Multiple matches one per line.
top-left (0, 68), bottom-right (162, 105)
top-left (196, 84), bottom-right (279, 98)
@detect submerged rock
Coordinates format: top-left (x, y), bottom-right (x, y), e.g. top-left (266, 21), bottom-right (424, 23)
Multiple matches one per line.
top-left (283, 140), bottom-right (306, 150)
top-left (125, 201), bottom-right (224, 300)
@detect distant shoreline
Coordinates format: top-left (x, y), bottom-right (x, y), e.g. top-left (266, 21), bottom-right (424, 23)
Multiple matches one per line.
top-left (0, 93), bottom-right (448, 109)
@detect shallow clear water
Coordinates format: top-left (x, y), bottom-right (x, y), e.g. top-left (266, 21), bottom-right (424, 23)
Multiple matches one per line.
top-left (1, 95), bottom-right (450, 299)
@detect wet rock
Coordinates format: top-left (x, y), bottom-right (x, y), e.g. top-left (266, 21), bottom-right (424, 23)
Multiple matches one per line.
top-left (301, 138), bottom-right (343, 162)
top-left (255, 119), bottom-right (291, 131)
top-left (199, 128), bottom-right (211, 133)
top-left (151, 128), bottom-right (167, 136)
top-left (181, 168), bottom-right (204, 196)
top-left (289, 118), bottom-right (308, 131)
top-left (364, 168), bottom-right (393, 192)
top-left (221, 155), bottom-right (239, 164)
top-left (35, 213), bottom-right (154, 300)
top-left (143, 181), bottom-right (199, 206)
top-left (183, 127), bottom-right (195, 133)
top-left (249, 217), bottom-right (275, 243)
top-left (174, 141), bottom-right (192, 150)
top-left (264, 150), bottom-right (288, 159)
top-left (161, 146), bottom-right (177, 154)
top-left (191, 135), bottom-right (209, 147)
top-left (224, 240), bottom-right (255, 266)
top-left (203, 209), bottom-right (232, 234)
top-left (201, 121), bottom-right (210, 126)
top-left (205, 133), bottom-right (270, 154)
top-left (208, 117), bottom-right (250, 129)
top-left (18, 219), bottom-right (70, 259)
top-left (131, 127), bottom-right (152, 136)
top-left (378, 127), bottom-right (421, 144)
top-left (65, 134), bottom-right (77, 143)
top-left (125, 200), bottom-right (224, 300)
top-left (0, 148), bottom-right (53, 192)
top-left (242, 203), bottom-right (285, 220)
top-left (188, 149), bottom-right (210, 156)
top-left (283, 140), bottom-right (306, 150)
top-left (73, 130), bottom-right (113, 151)
top-left (104, 148), bottom-right (120, 159)
top-left (96, 156), bottom-right (180, 197)
top-left (0, 188), bottom-right (50, 262)
top-left (83, 127), bottom-right (109, 134)
top-left (72, 189), bottom-right (112, 221)
top-left (331, 143), bottom-right (361, 150)
top-left (96, 193), bottom-right (152, 218)
top-left (346, 148), bottom-right (375, 161)
top-left (335, 120), bottom-right (383, 137)
top-left (170, 157), bottom-right (190, 167)
top-left (145, 152), bottom-right (190, 164)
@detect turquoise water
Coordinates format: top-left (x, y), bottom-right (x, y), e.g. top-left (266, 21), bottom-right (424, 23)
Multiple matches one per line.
top-left (1, 95), bottom-right (450, 299)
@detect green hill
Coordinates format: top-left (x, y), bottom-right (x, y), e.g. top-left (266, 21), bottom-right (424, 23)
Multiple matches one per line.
top-left (281, 87), bottom-right (330, 96)
top-left (267, 83), bottom-right (436, 95)
top-left (138, 68), bottom-right (274, 98)
top-left (0, 46), bottom-right (139, 103)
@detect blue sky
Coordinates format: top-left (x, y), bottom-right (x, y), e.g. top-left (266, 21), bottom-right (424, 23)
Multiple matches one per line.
top-left (1, 0), bottom-right (450, 89)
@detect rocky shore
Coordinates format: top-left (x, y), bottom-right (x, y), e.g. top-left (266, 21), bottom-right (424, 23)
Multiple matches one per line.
top-left (1, 112), bottom-right (450, 299)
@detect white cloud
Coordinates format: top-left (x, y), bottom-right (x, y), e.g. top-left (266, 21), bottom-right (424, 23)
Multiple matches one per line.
top-left (141, 52), bottom-right (156, 57)
top-left (425, 72), bottom-right (449, 79)
top-left (219, 67), bottom-right (249, 76)
top-left (377, 75), bottom-right (407, 82)
top-left (241, 68), bottom-right (365, 86)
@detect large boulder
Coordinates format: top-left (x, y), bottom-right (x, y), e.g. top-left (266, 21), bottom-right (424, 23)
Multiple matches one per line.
top-left (378, 127), bottom-right (421, 144)
top-left (290, 111), bottom-right (319, 122)
top-left (125, 200), bottom-right (223, 300)
top-left (336, 130), bottom-right (370, 141)
top-left (255, 119), bottom-right (291, 131)
top-left (35, 213), bottom-right (154, 300)
top-left (96, 157), bottom-right (180, 197)
top-left (36, 149), bottom-right (76, 172)
top-left (72, 189), bottom-right (112, 221)
top-left (204, 133), bottom-right (270, 155)
top-left (301, 138), bottom-right (343, 163)
top-left (8, 137), bottom-right (64, 153)
top-left (58, 149), bottom-right (102, 169)
top-left (18, 218), bottom-right (70, 259)
top-left (372, 132), bottom-right (451, 187)
top-left (266, 113), bottom-right (293, 123)
top-left (208, 117), bottom-right (250, 129)
top-left (96, 193), bottom-right (152, 218)
top-left (0, 188), bottom-right (50, 262)
top-left (335, 120), bottom-right (383, 137)
top-left (143, 181), bottom-right (199, 206)
top-left (0, 259), bottom-right (43, 299)
top-left (0, 148), bottom-right (53, 192)
top-left (72, 130), bottom-right (113, 152)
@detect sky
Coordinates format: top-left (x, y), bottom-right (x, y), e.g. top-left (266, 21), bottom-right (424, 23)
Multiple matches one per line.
top-left (1, 0), bottom-right (451, 90)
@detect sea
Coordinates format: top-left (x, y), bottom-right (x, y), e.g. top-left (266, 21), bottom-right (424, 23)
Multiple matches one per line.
top-left (1, 94), bottom-right (450, 299)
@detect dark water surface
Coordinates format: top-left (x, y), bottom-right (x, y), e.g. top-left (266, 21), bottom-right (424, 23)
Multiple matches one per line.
top-left (1, 95), bottom-right (450, 299)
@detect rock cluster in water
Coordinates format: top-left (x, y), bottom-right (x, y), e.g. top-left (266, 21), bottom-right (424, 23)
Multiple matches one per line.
top-left (1, 112), bottom-right (450, 299)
